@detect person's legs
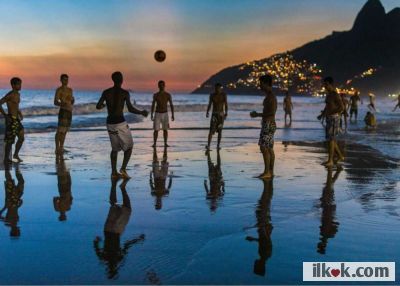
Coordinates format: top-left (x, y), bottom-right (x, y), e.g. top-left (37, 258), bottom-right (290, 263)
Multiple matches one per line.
top-left (334, 141), bottom-right (344, 161)
top-left (289, 113), bottom-right (292, 124)
top-left (163, 130), bottom-right (169, 147)
top-left (13, 129), bottom-right (24, 162)
top-left (59, 131), bottom-right (67, 152)
top-left (153, 130), bottom-right (159, 147)
top-left (217, 130), bottom-right (222, 149)
top-left (120, 148), bottom-right (132, 178)
top-left (4, 142), bottom-right (12, 164)
top-left (55, 131), bottom-right (60, 153)
top-left (206, 131), bottom-right (212, 150)
top-left (110, 151), bottom-right (119, 177)
top-left (323, 140), bottom-right (335, 167)
top-left (269, 147), bottom-right (275, 175)
top-left (259, 146), bottom-right (272, 179)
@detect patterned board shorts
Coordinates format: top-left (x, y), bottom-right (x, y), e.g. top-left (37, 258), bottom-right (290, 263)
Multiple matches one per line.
top-left (58, 109), bottom-right (72, 133)
top-left (210, 112), bottom-right (225, 135)
top-left (325, 115), bottom-right (340, 140)
top-left (5, 116), bottom-right (24, 144)
top-left (258, 120), bottom-right (277, 149)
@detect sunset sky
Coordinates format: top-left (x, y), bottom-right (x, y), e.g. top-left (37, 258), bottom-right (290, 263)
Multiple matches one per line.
top-left (0, 0), bottom-right (398, 92)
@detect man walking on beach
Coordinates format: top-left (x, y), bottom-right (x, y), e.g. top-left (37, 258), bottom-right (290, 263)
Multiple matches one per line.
top-left (54, 74), bottom-right (74, 154)
top-left (96, 72), bottom-right (148, 179)
top-left (151, 81), bottom-right (174, 147)
top-left (283, 90), bottom-right (293, 125)
top-left (349, 91), bottom-right (362, 121)
top-left (318, 77), bottom-right (344, 167)
top-left (250, 75), bottom-right (277, 179)
top-left (206, 83), bottom-right (228, 151)
top-left (0, 78), bottom-right (24, 164)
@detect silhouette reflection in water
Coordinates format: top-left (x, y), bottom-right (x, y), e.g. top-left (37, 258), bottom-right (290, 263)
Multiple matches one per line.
top-left (317, 166), bottom-right (342, 254)
top-left (150, 146), bottom-right (172, 210)
top-left (53, 155), bottom-right (73, 221)
top-left (0, 166), bottom-right (24, 237)
top-left (94, 178), bottom-right (145, 279)
top-left (204, 150), bottom-right (225, 213)
top-left (246, 179), bottom-right (273, 277)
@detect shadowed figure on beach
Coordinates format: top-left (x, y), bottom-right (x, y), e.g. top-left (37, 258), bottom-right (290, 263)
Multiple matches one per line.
top-left (150, 146), bottom-right (172, 210)
top-left (204, 149), bottom-right (225, 213)
top-left (0, 166), bottom-right (24, 237)
top-left (317, 166), bottom-right (342, 254)
top-left (283, 90), bottom-right (293, 126)
top-left (53, 155), bottom-right (73, 221)
top-left (96, 71), bottom-right (148, 179)
top-left (206, 83), bottom-right (228, 151)
top-left (94, 178), bottom-right (145, 279)
top-left (246, 179), bottom-right (274, 277)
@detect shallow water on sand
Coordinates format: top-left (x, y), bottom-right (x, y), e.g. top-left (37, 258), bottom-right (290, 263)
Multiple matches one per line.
top-left (0, 128), bottom-right (399, 284)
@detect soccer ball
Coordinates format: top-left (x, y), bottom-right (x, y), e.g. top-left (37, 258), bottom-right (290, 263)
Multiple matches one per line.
top-left (154, 50), bottom-right (166, 62)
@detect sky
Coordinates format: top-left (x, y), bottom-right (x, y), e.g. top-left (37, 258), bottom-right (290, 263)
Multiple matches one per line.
top-left (0, 0), bottom-right (398, 92)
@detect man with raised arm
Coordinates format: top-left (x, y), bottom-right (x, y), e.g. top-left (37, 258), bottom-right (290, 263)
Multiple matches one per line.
top-left (0, 77), bottom-right (24, 165)
top-left (151, 80), bottom-right (174, 147)
top-left (54, 74), bottom-right (74, 154)
top-left (206, 83), bottom-right (228, 151)
top-left (97, 72), bottom-right (148, 179)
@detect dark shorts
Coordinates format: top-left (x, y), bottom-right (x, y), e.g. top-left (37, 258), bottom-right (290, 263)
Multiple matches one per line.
top-left (5, 116), bottom-right (23, 144)
top-left (258, 120), bottom-right (276, 149)
top-left (210, 112), bottom-right (225, 134)
top-left (284, 108), bottom-right (292, 115)
top-left (58, 109), bottom-right (72, 132)
top-left (350, 108), bottom-right (358, 115)
top-left (325, 115), bottom-right (340, 140)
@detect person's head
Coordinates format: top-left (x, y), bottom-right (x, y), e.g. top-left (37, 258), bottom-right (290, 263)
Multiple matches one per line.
top-left (323, 77), bottom-right (334, 92)
top-left (214, 83), bottom-right (222, 93)
top-left (259, 74), bottom-right (273, 93)
top-left (158, 80), bottom-right (165, 91)
top-left (10, 77), bottom-right (22, 91)
top-left (60, 74), bottom-right (69, 86)
top-left (111, 71), bottom-right (123, 86)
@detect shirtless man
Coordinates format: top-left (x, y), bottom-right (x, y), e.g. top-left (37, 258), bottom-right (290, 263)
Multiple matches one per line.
top-left (206, 83), bottom-right (228, 151)
top-left (283, 91), bottom-right (293, 125)
top-left (339, 93), bottom-right (349, 132)
top-left (54, 74), bottom-right (75, 154)
top-left (250, 75), bottom-right (277, 179)
top-left (349, 91), bottom-right (362, 121)
top-left (317, 77), bottom-right (344, 167)
top-left (96, 72), bottom-right (148, 179)
top-left (151, 81), bottom-right (174, 147)
top-left (0, 77), bottom-right (24, 164)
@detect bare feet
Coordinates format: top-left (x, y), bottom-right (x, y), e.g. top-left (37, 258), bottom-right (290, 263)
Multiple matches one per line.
top-left (164, 143), bottom-right (170, 147)
top-left (152, 144), bottom-right (156, 147)
top-left (258, 172), bottom-right (273, 179)
top-left (322, 161), bottom-right (334, 167)
top-left (119, 169), bottom-right (131, 179)
top-left (13, 155), bottom-right (23, 162)
top-left (111, 172), bottom-right (122, 179)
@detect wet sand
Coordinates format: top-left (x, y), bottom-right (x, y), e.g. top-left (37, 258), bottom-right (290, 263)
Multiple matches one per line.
top-left (0, 129), bottom-right (399, 285)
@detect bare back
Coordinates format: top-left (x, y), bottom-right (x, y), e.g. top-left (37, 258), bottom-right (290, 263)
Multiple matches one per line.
top-left (210, 92), bottom-right (227, 113)
top-left (154, 92), bottom-right (171, 113)
top-left (102, 87), bottom-right (128, 121)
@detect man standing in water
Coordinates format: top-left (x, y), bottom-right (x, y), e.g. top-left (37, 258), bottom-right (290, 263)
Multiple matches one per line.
top-left (368, 93), bottom-right (377, 112)
top-left (392, 94), bottom-right (400, 112)
top-left (0, 78), bottom-right (24, 164)
top-left (349, 91), bottom-right (362, 121)
top-left (151, 81), bottom-right (174, 147)
top-left (97, 72), bottom-right (148, 179)
top-left (54, 74), bottom-right (74, 154)
top-left (283, 90), bottom-right (293, 125)
top-left (206, 83), bottom-right (228, 151)
top-left (317, 77), bottom-right (344, 167)
top-left (250, 75), bottom-right (277, 179)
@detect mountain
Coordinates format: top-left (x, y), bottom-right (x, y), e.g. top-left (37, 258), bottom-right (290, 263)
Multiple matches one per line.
top-left (192, 0), bottom-right (400, 96)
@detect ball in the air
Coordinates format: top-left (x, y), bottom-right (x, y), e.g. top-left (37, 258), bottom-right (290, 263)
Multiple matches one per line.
top-left (154, 50), bottom-right (166, 62)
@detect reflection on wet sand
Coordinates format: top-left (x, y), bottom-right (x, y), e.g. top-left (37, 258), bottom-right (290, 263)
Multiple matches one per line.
top-left (54, 155), bottom-right (73, 221)
top-left (204, 150), bottom-right (225, 213)
top-left (317, 166), bottom-right (342, 255)
top-left (0, 166), bottom-right (24, 237)
top-left (94, 178), bottom-right (145, 279)
top-left (246, 179), bottom-right (273, 277)
top-left (150, 147), bottom-right (172, 210)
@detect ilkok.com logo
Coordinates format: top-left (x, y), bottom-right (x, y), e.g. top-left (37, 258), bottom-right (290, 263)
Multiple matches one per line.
top-left (303, 262), bottom-right (395, 282)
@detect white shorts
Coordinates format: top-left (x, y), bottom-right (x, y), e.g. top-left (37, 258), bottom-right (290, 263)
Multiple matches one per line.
top-left (154, 112), bottom-right (169, 131)
top-left (107, 121), bottom-right (133, 152)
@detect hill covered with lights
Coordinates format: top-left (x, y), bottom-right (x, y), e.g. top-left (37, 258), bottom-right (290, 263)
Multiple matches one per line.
top-left (192, 0), bottom-right (400, 96)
